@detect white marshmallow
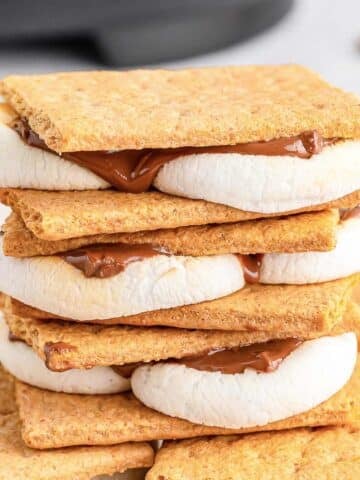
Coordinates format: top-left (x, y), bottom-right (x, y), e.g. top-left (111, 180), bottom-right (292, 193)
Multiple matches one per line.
top-left (131, 332), bottom-right (357, 429)
top-left (154, 141), bottom-right (360, 213)
top-left (0, 216), bottom-right (358, 319)
top-left (2, 118), bottom-right (359, 216)
top-left (260, 216), bottom-right (360, 284)
top-left (0, 242), bottom-right (244, 320)
top-left (0, 316), bottom-right (129, 394)
top-left (0, 122), bottom-right (109, 190)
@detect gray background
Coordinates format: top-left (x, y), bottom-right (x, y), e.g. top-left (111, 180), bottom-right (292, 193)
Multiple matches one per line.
top-left (0, 0), bottom-right (359, 93)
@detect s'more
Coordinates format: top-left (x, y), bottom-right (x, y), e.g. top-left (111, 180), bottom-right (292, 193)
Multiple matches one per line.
top-left (0, 65), bottom-right (359, 478)
top-left (0, 66), bottom-right (359, 323)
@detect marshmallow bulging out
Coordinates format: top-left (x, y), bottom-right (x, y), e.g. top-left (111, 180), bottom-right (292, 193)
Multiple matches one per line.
top-left (154, 142), bottom-right (360, 213)
top-left (260, 216), bottom-right (360, 284)
top-left (0, 216), bottom-right (358, 320)
top-left (0, 122), bottom-right (109, 190)
top-left (0, 316), bottom-right (130, 394)
top-left (1, 117), bottom-right (359, 215)
top-left (0, 243), bottom-right (245, 320)
top-left (131, 332), bottom-right (357, 429)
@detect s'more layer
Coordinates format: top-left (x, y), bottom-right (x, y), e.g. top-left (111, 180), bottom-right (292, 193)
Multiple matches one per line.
top-left (1, 299), bottom-right (358, 394)
top-left (14, 354), bottom-right (359, 449)
top-left (1, 66), bottom-right (360, 214)
top-left (146, 428), bottom-right (360, 480)
top-left (6, 274), bottom-right (359, 330)
top-left (0, 366), bottom-right (154, 480)
top-left (1, 196), bottom-right (359, 323)
top-left (3, 299), bottom-right (358, 373)
top-left (0, 210), bottom-right (358, 322)
top-left (8, 302), bottom-right (359, 448)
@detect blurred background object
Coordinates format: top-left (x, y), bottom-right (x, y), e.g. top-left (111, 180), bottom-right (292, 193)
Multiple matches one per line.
top-left (0, 0), bottom-right (293, 66)
top-left (0, 0), bottom-right (358, 92)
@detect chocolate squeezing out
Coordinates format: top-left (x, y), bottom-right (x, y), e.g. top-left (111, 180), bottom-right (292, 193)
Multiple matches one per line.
top-left (12, 118), bottom-right (338, 193)
top-left (112, 338), bottom-right (302, 377)
top-left (61, 243), bottom-right (165, 278)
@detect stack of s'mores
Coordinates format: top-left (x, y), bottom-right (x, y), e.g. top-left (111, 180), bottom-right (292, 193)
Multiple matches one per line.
top-left (0, 66), bottom-right (359, 479)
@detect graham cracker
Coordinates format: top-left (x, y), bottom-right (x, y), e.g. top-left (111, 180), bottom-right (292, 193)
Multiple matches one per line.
top-left (0, 292), bottom-right (5, 308)
top-left (2, 188), bottom-right (360, 241)
top-left (2, 209), bottom-right (340, 257)
top-left (0, 102), bottom-right (17, 125)
top-left (0, 365), bottom-right (153, 480)
top-left (146, 427), bottom-right (360, 480)
top-left (0, 414), bottom-right (153, 480)
top-left (2, 66), bottom-right (360, 152)
top-left (4, 300), bottom-right (357, 371)
top-left (15, 357), bottom-right (359, 449)
top-left (0, 364), bottom-right (16, 414)
top-left (9, 275), bottom-right (358, 332)
top-left (353, 283), bottom-right (360, 304)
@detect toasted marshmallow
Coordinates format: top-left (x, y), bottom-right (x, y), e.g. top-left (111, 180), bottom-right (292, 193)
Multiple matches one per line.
top-left (131, 332), bottom-right (357, 429)
top-left (154, 141), bottom-right (360, 213)
top-left (0, 122), bottom-right (109, 190)
top-left (0, 243), bottom-right (244, 320)
top-left (260, 216), bottom-right (360, 284)
top-left (0, 316), bottom-right (129, 394)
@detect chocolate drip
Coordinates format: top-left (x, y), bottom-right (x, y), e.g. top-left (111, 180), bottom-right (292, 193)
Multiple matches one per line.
top-left (237, 254), bottom-right (264, 283)
top-left (111, 338), bottom-right (302, 378)
top-left (340, 206), bottom-right (360, 221)
top-left (11, 118), bottom-right (47, 151)
top-left (177, 338), bottom-right (302, 374)
top-left (112, 364), bottom-right (142, 378)
top-left (8, 332), bottom-right (24, 342)
top-left (12, 118), bottom-right (338, 193)
top-left (61, 243), bottom-right (164, 278)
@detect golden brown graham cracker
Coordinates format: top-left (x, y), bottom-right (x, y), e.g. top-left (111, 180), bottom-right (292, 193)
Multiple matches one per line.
top-left (0, 102), bottom-right (17, 124)
top-left (343, 302), bottom-right (360, 346)
top-left (15, 357), bottom-right (359, 449)
top-left (353, 283), bottom-right (360, 304)
top-left (4, 301), bottom-right (357, 372)
top-left (0, 364), bottom-right (16, 414)
top-left (0, 414), bottom-right (153, 480)
top-left (0, 292), bottom-right (5, 309)
top-left (2, 188), bottom-right (360, 241)
top-left (2, 209), bottom-right (340, 257)
top-left (146, 427), bottom-right (360, 480)
top-left (2, 66), bottom-right (360, 152)
top-left (0, 366), bottom-right (154, 480)
top-left (10, 275), bottom-right (358, 332)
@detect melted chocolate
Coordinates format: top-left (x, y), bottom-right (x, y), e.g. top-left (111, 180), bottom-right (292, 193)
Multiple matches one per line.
top-left (61, 243), bottom-right (164, 278)
top-left (8, 332), bottom-right (24, 342)
top-left (111, 338), bottom-right (302, 378)
top-left (60, 241), bottom-right (263, 281)
top-left (340, 206), bottom-right (360, 221)
top-left (12, 119), bottom-right (338, 193)
top-left (177, 338), bottom-right (302, 374)
top-left (238, 254), bottom-right (264, 283)
top-left (112, 364), bottom-right (142, 379)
